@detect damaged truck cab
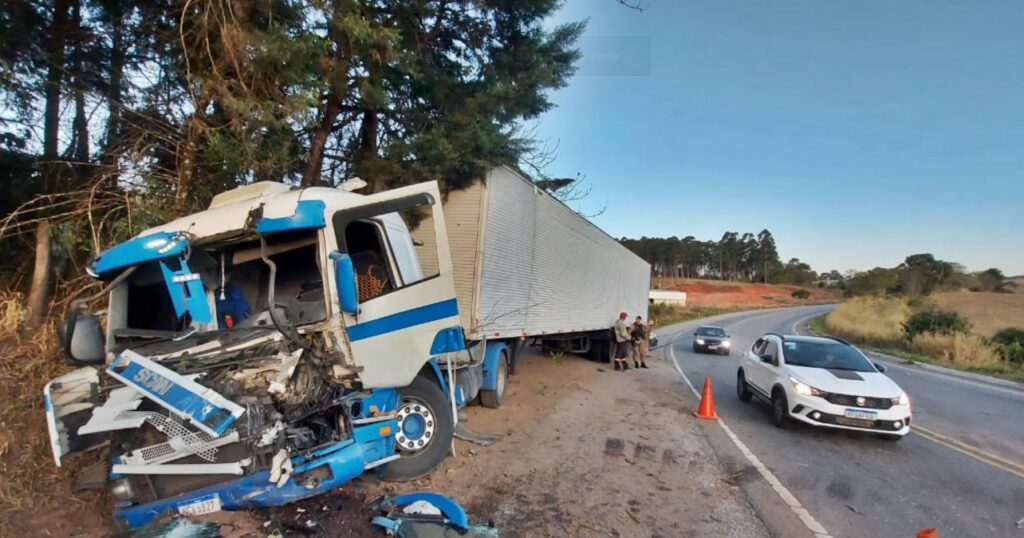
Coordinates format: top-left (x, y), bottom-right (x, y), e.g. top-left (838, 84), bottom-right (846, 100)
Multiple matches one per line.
top-left (44, 181), bottom-right (467, 528)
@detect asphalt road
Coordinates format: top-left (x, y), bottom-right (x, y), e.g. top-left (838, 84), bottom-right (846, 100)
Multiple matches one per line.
top-left (659, 305), bottom-right (1024, 538)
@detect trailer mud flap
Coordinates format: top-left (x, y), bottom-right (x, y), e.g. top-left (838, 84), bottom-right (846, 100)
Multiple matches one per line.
top-left (107, 350), bottom-right (244, 437)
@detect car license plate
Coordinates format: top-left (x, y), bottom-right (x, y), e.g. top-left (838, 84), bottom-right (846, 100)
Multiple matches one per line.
top-left (844, 409), bottom-right (877, 420)
top-left (708, 345), bottom-right (719, 349)
top-left (177, 493), bottom-right (222, 517)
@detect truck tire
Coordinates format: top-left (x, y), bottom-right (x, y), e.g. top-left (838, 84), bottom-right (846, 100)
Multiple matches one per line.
top-left (479, 351), bottom-right (508, 409)
top-left (381, 375), bottom-right (455, 482)
top-left (590, 340), bottom-right (612, 363)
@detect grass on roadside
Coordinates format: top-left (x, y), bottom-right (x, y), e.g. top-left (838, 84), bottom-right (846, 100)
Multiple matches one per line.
top-left (649, 303), bottom-right (751, 328)
top-left (808, 310), bottom-right (1024, 383)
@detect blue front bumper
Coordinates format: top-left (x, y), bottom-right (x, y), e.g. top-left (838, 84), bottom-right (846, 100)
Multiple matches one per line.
top-left (114, 416), bottom-right (399, 529)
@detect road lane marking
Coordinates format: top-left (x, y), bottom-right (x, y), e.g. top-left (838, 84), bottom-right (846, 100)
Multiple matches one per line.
top-left (912, 425), bottom-right (1024, 481)
top-left (667, 337), bottom-right (833, 538)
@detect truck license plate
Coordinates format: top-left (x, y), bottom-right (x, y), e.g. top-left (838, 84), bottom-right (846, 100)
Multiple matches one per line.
top-left (844, 409), bottom-right (877, 420)
top-left (177, 493), bottom-right (222, 517)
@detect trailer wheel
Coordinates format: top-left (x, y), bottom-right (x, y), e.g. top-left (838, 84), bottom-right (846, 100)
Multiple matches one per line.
top-left (480, 351), bottom-right (508, 409)
top-left (590, 340), bottom-right (612, 363)
top-left (381, 375), bottom-right (455, 482)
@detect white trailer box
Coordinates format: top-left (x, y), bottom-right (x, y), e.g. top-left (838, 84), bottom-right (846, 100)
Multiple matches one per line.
top-left (412, 166), bottom-right (650, 344)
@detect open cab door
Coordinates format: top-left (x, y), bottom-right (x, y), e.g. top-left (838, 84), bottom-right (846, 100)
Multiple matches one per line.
top-left (325, 181), bottom-right (461, 389)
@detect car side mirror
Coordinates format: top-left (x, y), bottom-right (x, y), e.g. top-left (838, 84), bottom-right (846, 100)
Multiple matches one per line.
top-left (329, 251), bottom-right (359, 315)
top-left (759, 354), bottom-right (774, 364)
top-left (59, 310), bottom-right (106, 364)
top-left (873, 361), bottom-right (887, 373)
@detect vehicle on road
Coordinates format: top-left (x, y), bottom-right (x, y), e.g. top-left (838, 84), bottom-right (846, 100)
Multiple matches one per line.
top-left (692, 325), bottom-right (731, 354)
top-left (735, 333), bottom-right (911, 440)
top-left (43, 167), bottom-right (649, 529)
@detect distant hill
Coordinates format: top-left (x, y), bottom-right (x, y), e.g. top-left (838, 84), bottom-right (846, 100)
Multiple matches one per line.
top-left (651, 277), bottom-right (842, 308)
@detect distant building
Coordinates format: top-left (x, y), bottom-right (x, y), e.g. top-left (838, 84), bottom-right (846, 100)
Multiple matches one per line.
top-left (650, 289), bottom-right (687, 306)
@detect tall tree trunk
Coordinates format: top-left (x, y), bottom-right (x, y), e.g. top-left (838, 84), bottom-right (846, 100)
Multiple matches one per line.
top-left (302, 95), bottom-right (342, 187)
top-left (176, 119), bottom-right (200, 212)
top-left (103, 3), bottom-right (125, 161)
top-left (70, 0), bottom-right (88, 166)
top-left (25, 221), bottom-right (52, 330)
top-left (43, 0), bottom-right (71, 191)
top-left (355, 111), bottom-right (381, 191)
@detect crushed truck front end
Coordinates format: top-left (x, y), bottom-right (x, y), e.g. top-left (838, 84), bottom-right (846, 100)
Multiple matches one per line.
top-left (43, 182), bottom-right (463, 529)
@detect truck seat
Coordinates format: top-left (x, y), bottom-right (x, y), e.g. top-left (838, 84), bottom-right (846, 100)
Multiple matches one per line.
top-left (351, 251), bottom-right (390, 301)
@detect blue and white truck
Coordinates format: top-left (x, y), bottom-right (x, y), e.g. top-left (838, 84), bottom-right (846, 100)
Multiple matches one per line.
top-left (44, 166), bottom-right (650, 528)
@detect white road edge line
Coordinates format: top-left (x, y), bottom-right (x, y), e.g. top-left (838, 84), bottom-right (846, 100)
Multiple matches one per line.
top-left (667, 334), bottom-right (833, 538)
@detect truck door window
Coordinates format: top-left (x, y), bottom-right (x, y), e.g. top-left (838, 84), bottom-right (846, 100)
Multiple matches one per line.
top-left (333, 193), bottom-right (441, 301)
top-left (344, 220), bottom-right (396, 302)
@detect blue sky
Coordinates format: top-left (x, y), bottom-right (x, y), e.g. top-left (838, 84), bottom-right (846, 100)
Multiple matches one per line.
top-left (538, 0), bottom-right (1024, 275)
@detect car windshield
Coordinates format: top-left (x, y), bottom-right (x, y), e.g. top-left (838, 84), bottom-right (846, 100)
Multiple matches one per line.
top-left (696, 327), bottom-right (726, 337)
top-left (782, 341), bottom-right (876, 372)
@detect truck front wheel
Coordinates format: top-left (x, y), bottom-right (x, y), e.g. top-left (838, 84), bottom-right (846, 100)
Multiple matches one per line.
top-left (381, 375), bottom-right (455, 482)
top-left (479, 351), bottom-right (508, 409)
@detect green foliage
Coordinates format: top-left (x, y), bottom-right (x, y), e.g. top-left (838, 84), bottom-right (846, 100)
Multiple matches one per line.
top-left (992, 328), bottom-right (1024, 363)
top-left (898, 254), bottom-right (965, 295)
top-left (791, 289), bottom-right (811, 299)
top-left (844, 267), bottom-right (901, 297)
top-left (974, 268), bottom-right (1017, 293)
top-left (992, 328), bottom-right (1024, 347)
top-left (0, 0), bottom-right (585, 292)
top-left (550, 351), bottom-right (564, 366)
top-left (619, 229), bottom-right (806, 283)
top-left (902, 310), bottom-right (971, 338)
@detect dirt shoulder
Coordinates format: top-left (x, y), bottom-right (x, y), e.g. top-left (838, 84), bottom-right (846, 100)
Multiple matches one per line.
top-left (396, 345), bottom-right (768, 537)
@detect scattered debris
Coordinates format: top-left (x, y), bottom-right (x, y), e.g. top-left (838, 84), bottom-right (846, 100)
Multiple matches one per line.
top-left (370, 492), bottom-right (499, 537)
top-left (129, 518), bottom-right (220, 538)
top-left (625, 509), bottom-right (641, 524)
top-left (455, 424), bottom-right (503, 446)
top-left (846, 504), bottom-right (866, 516)
top-left (1016, 515), bottom-right (1024, 528)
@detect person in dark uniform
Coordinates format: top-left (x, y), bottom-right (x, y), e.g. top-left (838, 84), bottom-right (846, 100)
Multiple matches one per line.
top-left (631, 315), bottom-right (649, 369)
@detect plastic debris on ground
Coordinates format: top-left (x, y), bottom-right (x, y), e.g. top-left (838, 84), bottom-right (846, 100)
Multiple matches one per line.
top-left (129, 518), bottom-right (222, 538)
top-left (370, 492), bottom-right (500, 537)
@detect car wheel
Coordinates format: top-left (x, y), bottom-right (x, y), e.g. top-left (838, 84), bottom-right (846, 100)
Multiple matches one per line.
top-left (381, 375), bottom-right (455, 482)
top-left (771, 390), bottom-right (789, 428)
top-left (877, 434), bottom-right (904, 442)
top-left (692, 343), bottom-right (700, 353)
top-left (736, 370), bottom-right (752, 402)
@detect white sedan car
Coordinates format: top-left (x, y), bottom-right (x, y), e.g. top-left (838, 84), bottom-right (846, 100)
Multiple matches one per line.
top-left (736, 333), bottom-right (911, 440)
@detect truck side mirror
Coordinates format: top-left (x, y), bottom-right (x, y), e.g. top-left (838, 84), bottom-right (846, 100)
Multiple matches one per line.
top-left (59, 310), bottom-right (106, 364)
top-left (330, 251), bottom-right (359, 315)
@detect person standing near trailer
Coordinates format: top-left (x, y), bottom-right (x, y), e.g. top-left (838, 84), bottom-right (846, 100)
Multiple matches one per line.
top-left (631, 316), bottom-right (650, 369)
top-left (614, 312), bottom-right (631, 371)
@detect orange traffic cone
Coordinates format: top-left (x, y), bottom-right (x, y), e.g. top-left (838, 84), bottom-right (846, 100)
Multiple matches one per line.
top-left (917, 529), bottom-right (938, 538)
top-left (694, 376), bottom-right (719, 420)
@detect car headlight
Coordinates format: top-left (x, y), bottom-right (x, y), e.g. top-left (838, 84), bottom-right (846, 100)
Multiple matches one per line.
top-left (722, 340), bottom-right (731, 347)
top-left (696, 338), bottom-right (705, 344)
top-left (892, 393), bottom-right (910, 406)
top-left (790, 377), bottom-right (826, 397)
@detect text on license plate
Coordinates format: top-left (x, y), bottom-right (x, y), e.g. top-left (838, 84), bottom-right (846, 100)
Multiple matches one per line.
top-left (177, 493), bottom-right (222, 516)
top-left (844, 409), bottom-right (877, 420)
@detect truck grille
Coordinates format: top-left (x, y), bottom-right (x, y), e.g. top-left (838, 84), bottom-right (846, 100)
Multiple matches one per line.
top-left (824, 393), bottom-right (893, 410)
